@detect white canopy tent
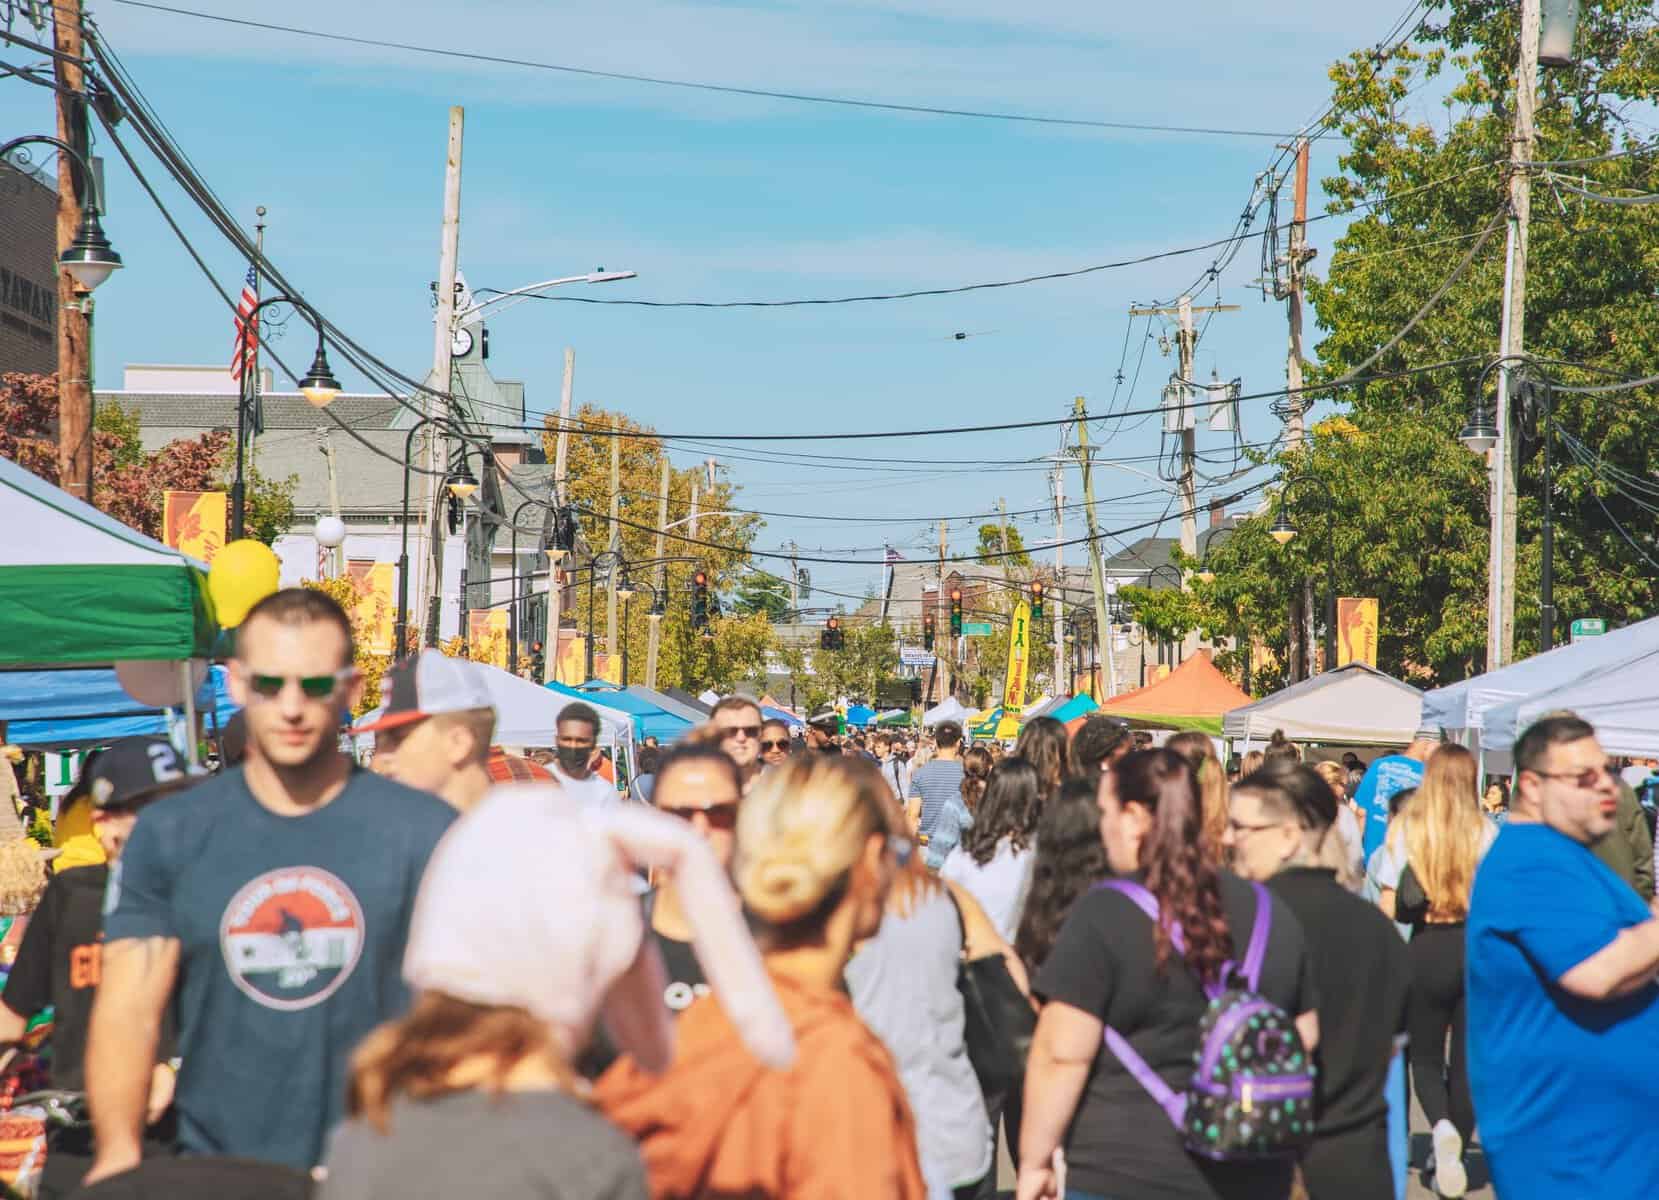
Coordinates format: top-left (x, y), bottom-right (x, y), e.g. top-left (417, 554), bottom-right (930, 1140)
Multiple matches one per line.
top-left (357, 660), bottom-right (633, 751)
top-left (923, 696), bottom-right (971, 727)
top-left (1478, 645), bottom-right (1659, 759)
top-left (1419, 616), bottom-right (1659, 747)
top-left (1224, 664), bottom-right (1424, 748)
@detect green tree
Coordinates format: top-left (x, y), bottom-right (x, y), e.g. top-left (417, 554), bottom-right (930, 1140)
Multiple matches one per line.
top-left (976, 522), bottom-right (1031, 568)
top-left (729, 574), bottom-right (790, 621)
top-left (813, 622), bottom-right (898, 702)
top-left (1208, 0), bottom-right (1659, 684)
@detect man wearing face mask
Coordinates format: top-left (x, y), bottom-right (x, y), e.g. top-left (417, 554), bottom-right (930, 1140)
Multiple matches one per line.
top-left (550, 702), bottom-right (618, 811)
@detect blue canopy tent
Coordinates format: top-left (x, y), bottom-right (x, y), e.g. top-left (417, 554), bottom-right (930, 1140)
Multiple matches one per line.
top-left (1049, 693), bottom-right (1100, 725)
top-left (845, 704), bottom-right (877, 728)
top-left (626, 686), bottom-right (709, 725)
top-left (0, 666), bottom-right (237, 748)
top-left (551, 682), bottom-right (692, 744)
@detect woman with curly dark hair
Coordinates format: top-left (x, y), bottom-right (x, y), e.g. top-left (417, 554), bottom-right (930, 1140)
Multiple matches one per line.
top-left (1013, 717), bottom-right (1070, 806)
top-left (1014, 776), bottom-right (1109, 973)
top-left (942, 757), bottom-right (1042, 942)
top-left (1015, 750), bottom-right (1318, 1200)
top-left (959, 745), bottom-right (994, 815)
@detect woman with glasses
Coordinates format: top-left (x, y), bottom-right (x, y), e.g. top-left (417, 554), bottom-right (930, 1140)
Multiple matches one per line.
top-left (1224, 764), bottom-right (1409, 1200)
top-left (1016, 750), bottom-right (1316, 1200)
top-left (1388, 744), bottom-right (1494, 1198)
top-left (597, 755), bottom-right (926, 1199)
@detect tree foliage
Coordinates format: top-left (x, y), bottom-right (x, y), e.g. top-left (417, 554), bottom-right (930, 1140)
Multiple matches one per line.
top-left (811, 621), bottom-right (899, 703)
top-left (729, 574), bottom-right (790, 621)
top-left (0, 373), bottom-right (297, 547)
top-left (976, 522), bottom-right (1031, 567)
top-left (1200, 0), bottom-right (1659, 685)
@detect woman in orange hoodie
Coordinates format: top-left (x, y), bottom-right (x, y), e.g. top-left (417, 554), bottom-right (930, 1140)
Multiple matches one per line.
top-left (596, 754), bottom-right (928, 1200)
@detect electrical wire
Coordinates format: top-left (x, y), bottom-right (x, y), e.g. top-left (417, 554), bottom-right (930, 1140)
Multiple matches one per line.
top-left (1544, 173), bottom-right (1659, 206)
top-left (98, 0), bottom-right (1303, 140)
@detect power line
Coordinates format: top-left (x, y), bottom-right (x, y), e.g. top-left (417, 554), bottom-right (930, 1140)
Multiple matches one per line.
top-left (99, 0), bottom-right (1304, 140)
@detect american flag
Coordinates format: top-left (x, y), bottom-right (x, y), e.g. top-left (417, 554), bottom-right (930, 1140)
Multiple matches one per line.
top-left (230, 264), bottom-right (259, 381)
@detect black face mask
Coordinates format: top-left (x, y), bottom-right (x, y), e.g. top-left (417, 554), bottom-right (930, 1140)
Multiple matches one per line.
top-left (555, 745), bottom-right (592, 774)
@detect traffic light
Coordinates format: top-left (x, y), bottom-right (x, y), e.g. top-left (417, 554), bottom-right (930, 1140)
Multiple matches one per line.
top-left (820, 615), bottom-right (844, 651)
top-left (528, 641), bottom-right (545, 678)
top-left (1031, 580), bottom-right (1045, 622)
top-left (692, 570), bottom-right (710, 630)
top-left (922, 610), bottom-right (935, 651)
top-left (950, 588), bottom-right (963, 635)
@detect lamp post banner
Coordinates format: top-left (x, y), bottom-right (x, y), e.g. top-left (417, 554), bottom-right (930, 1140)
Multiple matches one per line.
top-left (1003, 601), bottom-right (1032, 712)
top-left (162, 491), bottom-right (226, 565)
top-left (1336, 597), bottom-right (1379, 668)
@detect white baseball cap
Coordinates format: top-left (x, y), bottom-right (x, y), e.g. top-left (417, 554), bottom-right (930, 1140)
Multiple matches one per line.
top-left (354, 650), bottom-right (493, 734)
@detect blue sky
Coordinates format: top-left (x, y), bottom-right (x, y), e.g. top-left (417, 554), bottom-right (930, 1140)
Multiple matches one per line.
top-left (1, 0), bottom-right (1444, 605)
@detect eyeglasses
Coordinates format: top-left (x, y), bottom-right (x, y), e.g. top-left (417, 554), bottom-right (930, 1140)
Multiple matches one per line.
top-left (1227, 817), bottom-right (1284, 837)
top-left (245, 667), bottom-right (356, 700)
top-left (760, 739), bottom-right (790, 751)
top-left (1529, 764), bottom-right (1617, 789)
top-left (660, 801), bottom-right (739, 831)
top-left (719, 724), bottom-right (761, 741)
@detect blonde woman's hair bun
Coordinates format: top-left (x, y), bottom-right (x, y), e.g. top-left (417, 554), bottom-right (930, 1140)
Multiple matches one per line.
top-left (740, 856), bottom-right (825, 924)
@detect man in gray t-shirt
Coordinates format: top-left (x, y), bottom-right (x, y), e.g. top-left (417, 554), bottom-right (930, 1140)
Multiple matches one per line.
top-left (907, 722), bottom-right (968, 870)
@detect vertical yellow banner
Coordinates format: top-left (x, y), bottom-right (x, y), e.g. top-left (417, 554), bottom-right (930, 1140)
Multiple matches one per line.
top-left (467, 610), bottom-right (509, 669)
top-left (1003, 600), bottom-right (1032, 712)
top-left (1337, 598), bottom-right (1380, 667)
top-left (554, 631), bottom-right (586, 686)
top-left (162, 490), bottom-right (227, 564)
top-left (347, 561), bottom-right (398, 655)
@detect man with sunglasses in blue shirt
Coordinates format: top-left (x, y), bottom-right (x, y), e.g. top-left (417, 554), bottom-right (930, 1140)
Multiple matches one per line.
top-left (1467, 713), bottom-right (1659, 1200)
top-left (86, 588), bottom-right (456, 1183)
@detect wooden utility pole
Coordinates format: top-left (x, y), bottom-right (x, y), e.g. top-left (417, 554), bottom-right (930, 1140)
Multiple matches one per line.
top-left (1284, 139), bottom-right (1314, 449)
top-left (1051, 462), bottom-right (1065, 696)
top-left (541, 347), bottom-right (574, 685)
top-left (420, 106), bottom-right (464, 647)
top-left (646, 452), bottom-right (670, 689)
top-left (606, 421), bottom-right (621, 674)
top-left (53, 0), bottom-right (93, 503)
top-left (1489, 0), bottom-right (1540, 670)
top-left (688, 481), bottom-right (700, 540)
top-left (1072, 397), bottom-right (1116, 697)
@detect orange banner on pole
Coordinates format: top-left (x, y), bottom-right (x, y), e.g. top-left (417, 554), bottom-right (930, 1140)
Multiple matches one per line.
top-left (347, 561), bottom-right (398, 656)
top-left (162, 491), bottom-right (227, 564)
top-left (1337, 598), bottom-right (1379, 668)
top-left (468, 610), bottom-right (509, 669)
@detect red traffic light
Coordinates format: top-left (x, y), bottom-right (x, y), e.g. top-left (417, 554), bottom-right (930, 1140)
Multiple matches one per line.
top-left (827, 616), bottom-right (840, 629)
top-left (694, 571), bottom-right (708, 587)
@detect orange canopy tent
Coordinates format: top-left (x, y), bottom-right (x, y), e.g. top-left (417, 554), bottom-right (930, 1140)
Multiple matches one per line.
top-left (1086, 650), bottom-right (1252, 735)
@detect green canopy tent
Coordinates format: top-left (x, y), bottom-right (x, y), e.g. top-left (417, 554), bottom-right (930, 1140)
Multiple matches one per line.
top-left (0, 455), bottom-right (215, 667)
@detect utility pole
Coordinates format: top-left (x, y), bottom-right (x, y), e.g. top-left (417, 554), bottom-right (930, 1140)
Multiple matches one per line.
top-left (541, 347), bottom-right (574, 685)
top-left (786, 541), bottom-right (800, 614)
top-left (688, 480), bottom-right (700, 540)
top-left (419, 106), bottom-right (464, 648)
top-left (606, 420), bottom-right (620, 675)
top-left (937, 521), bottom-right (952, 702)
top-left (1284, 138), bottom-right (1313, 449)
top-left (1051, 462), bottom-right (1065, 695)
top-left (318, 427), bottom-right (344, 578)
top-left (646, 452), bottom-right (670, 689)
top-left (1489, 0), bottom-right (1540, 670)
top-left (52, 0), bottom-right (93, 504)
top-left (1072, 397), bottom-right (1116, 698)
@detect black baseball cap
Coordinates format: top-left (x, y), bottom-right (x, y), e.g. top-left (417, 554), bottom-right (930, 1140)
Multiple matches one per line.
top-left (86, 736), bottom-right (208, 810)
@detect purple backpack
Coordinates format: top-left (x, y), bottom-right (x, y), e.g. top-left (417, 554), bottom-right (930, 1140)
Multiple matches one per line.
top-left (1094, 879), bottom-right (1315, 1161)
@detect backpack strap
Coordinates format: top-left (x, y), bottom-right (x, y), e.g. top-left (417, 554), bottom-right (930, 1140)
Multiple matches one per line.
top-left (1091, 879), bottom-right (1187, 1128)
top-left (1239, 881), bottom-right (1273, 993)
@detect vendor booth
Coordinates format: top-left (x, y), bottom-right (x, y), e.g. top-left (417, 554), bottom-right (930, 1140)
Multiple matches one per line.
top-left (1096, 651), bottom-right (1252, 735)
top-left (1224, 664), bottom-right (1423, 750)
top-left (923, 696), bottom-right (971, 728)
top-left (0, 666), bottom-right (236, 749)
top-left (1476, 644), bottom-right (1659, 760)
top-left (554, 681), bottom-right (689, 744)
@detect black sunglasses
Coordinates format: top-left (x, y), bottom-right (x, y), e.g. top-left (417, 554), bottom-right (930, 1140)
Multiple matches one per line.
top-left (246, 668), bottom-right (355, 700)
top-left (760, 738), bottom-right (790, 751)
top-left (660, 801), bottom-right (739, 831)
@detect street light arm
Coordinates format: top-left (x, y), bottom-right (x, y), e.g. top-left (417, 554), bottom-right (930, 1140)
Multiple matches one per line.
top-left (1, 134), bottom-right (104, 212)
top-left (461, 271), bottom-right (638, 325)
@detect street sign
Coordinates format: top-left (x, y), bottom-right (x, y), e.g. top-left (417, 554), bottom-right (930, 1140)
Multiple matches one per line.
top-left (1570, 617), bottom-right (1606, 642)
top-left (898, 646), bottom-right (936, 667)
top-left (961, 621), bottom-right (994, 637)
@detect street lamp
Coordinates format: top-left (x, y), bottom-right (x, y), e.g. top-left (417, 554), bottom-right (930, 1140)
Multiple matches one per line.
top-left (395, 416), bottom-right (484, 658)
top-left (2, 135), bottom-right (124, 291)
top-left (230, 293), bottom-right (341, 538)
top-left (458, 269), bottom-right (638, 328)
top-left (1270, 474), bottom-right (1338, 673)
top-left (1459, 363), bottom-right (1559, 649)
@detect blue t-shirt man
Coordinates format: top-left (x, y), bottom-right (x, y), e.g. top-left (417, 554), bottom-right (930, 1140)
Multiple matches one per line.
top-left (1354, 752), bottom-right (1425, 858)
top-left (908, 757), bottom-right (967, 870)
top-left (1467, 822), bottom-right (1659, 1199)
top-left (105, 766), bottom-right (455, 1170)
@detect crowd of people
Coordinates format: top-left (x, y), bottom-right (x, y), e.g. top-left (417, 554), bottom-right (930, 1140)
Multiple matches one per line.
top-left (0, 586), bottom-right (1656, 1198)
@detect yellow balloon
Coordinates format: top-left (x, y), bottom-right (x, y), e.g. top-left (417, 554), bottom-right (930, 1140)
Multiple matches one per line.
top-left (209, 539), bottom-right (282, 628)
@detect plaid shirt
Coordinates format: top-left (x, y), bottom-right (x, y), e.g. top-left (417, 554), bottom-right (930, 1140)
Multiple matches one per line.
top-left (486, 746), bottom-right (554, 783)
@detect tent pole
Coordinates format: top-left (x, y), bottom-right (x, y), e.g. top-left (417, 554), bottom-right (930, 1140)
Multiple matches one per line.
top-left (180, 661), bottom-right (200, 767)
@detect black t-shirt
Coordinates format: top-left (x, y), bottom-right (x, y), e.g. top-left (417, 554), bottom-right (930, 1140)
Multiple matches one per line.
top-left (652, 930), bottom-right (708, 1014)
top-left (1267, 866), bottom-right (1409, 1136)
top-left (1033, 871), bottom-right (1316, 1200)
top-left (3, 865), bottom-right (110, 1091)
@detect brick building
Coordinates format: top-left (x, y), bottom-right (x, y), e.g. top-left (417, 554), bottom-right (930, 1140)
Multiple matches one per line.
top-left (0, 161), bottom-right (58, 375)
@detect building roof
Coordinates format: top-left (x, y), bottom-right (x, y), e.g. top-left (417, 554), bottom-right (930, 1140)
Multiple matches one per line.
top-left (104, 391), bottom-right (406, 438)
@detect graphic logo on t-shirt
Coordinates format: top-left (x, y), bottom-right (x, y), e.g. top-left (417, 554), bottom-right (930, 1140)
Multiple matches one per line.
top-left (219, 867), bottom-right (365, 1011)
